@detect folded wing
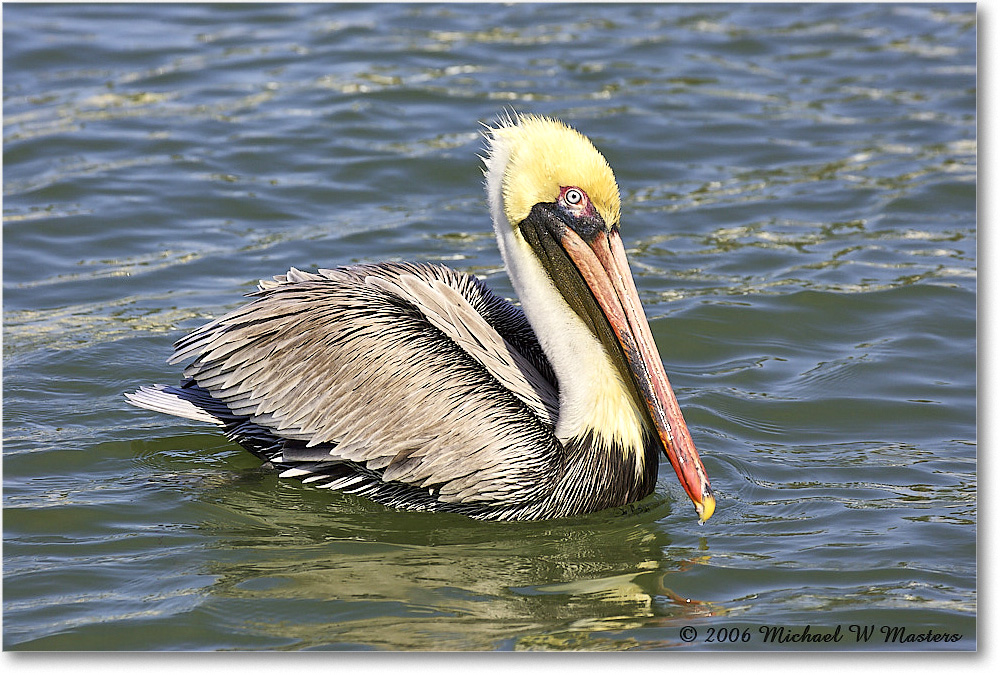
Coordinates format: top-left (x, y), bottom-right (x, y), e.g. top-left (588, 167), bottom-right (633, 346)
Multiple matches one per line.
top-left (140, 263), bottom-right (563, 508)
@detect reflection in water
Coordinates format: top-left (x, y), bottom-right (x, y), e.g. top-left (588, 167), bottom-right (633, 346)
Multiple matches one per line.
top-left (192, 470), bottom-right (717, 650)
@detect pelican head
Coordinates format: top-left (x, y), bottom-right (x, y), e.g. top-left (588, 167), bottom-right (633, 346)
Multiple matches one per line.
top-left (483, 113), bottom-right (715, 523)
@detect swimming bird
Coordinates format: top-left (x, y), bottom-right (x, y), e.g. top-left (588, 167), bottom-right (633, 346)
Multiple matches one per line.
top-left (127, 113), bottom-right (715, 522)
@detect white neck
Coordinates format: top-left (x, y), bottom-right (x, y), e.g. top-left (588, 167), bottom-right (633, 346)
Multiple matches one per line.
top-left (484, 141), bottom-right (646, 454)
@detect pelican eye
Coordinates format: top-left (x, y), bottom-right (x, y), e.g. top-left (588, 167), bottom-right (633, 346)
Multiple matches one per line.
top-left (563, 188), bottom-right (585, 206)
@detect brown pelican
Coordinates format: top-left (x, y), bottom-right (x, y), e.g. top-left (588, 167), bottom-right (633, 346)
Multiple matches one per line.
top-left (127, 113), bottom-right (716, 523)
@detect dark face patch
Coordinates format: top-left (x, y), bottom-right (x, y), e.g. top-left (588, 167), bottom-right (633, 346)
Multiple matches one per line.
top-left (553, 186), bottom-right (609, 243)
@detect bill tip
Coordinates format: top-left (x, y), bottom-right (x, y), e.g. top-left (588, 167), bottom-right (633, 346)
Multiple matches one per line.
top-left (696, 492), bottom-right (716, 524)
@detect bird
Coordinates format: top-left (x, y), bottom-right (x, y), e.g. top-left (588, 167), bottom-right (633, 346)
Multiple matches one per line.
top-left (127, 113), bottom-right (716, 523)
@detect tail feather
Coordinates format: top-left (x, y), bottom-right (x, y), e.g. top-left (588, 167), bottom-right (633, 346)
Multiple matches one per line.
top-left (125, 383), bottom-right (227, 426)
top-left (126, 383), bottom-right (478, 516)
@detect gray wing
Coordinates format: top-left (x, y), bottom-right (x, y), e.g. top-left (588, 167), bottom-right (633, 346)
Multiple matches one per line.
top-left (165, 263), bottom-right (562, 506)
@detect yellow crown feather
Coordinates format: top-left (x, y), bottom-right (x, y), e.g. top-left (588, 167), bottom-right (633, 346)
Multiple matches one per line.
top-left (488, 114), bottom-right (621, 230)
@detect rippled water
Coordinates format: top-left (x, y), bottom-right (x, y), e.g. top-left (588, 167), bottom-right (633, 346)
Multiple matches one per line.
top-left (3, 3), bottom-right (976, 651)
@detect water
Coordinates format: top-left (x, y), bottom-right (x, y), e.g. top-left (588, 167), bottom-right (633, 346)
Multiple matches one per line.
top-left (3, 3), bottom-right (976, 651)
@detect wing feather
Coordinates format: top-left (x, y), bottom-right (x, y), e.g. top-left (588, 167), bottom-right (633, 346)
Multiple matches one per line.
top-left (171, 263), bottom-right (562, 506)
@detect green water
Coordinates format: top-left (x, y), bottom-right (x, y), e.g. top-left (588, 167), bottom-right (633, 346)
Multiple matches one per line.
top-left (3, 3), bottom-right (976, 651)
